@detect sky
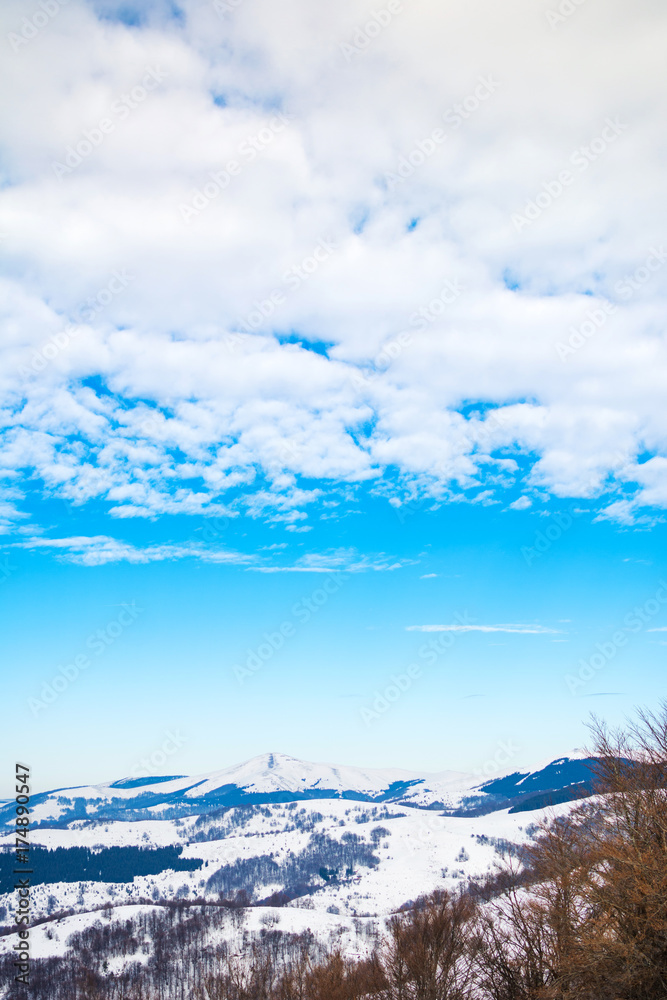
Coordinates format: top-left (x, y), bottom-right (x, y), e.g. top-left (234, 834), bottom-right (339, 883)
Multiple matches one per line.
top-left (1, 0), bottom-right (666, 797)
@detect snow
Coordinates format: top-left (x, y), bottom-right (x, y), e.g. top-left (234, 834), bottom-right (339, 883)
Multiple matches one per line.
top-left (0, 818), bottom-right (184, 851)
top-left (0, 751), bottom-right (593, 967)
top-left (4, 751), bottom-right (592, 832)
top-left (16, 754), bottom-right (477, 820)
top-left (0, 906), bottom-right (158, 961)
top-left (3, 752), bottom-right (508, 829)
top-left (178, 752), bottom-right (471, 798)
top-left (0, 796), bottom-right (579, 964)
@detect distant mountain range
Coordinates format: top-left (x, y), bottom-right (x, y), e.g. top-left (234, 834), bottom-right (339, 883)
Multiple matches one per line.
top-left (0, 752), bottom-right (601, 830)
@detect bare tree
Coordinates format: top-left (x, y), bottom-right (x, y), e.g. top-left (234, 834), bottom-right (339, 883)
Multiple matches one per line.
top-left (381, 890), bottom-right (477, 1000)
top-left (475, 703), bottom-right (667, 1000)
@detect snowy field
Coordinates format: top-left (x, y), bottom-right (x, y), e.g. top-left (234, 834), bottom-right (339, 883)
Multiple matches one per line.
top-left (0, 797), bottom-right (571, 961)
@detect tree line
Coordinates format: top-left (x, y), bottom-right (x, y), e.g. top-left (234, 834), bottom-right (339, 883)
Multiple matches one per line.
top-left (0, 845), bottom-right (200, 892)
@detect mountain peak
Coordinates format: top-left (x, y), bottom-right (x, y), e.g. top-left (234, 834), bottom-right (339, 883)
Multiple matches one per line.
top-left (0, 752), bottom-right (604, 833)
top-left (250, 752), bottom-right (301, 770)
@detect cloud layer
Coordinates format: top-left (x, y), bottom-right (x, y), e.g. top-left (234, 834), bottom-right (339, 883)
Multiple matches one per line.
top-left (1, 0), bottom-right (666, 531)
top-left (11, 533), bottom-right (405, 570)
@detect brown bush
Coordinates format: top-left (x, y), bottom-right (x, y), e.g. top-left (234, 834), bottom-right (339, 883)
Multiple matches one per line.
top-left (475, 703), bottom-right (667, 1000)
top-left (381, 889), bottom-right (477, 1000)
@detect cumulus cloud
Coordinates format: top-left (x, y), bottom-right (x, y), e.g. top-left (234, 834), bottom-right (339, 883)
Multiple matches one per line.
top-left (1, 0), bottom-right (666, 529)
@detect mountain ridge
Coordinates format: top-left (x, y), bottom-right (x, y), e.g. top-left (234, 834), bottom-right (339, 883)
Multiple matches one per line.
top-left (0, 751), bottom-right (601, 829)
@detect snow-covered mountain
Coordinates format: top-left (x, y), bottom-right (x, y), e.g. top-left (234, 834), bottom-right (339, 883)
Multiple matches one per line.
top-left (0, 751), bottom-right (600, 830)
top-left (0, 750), bottom-right (603, 968)
top-left (179, 752), bottom-right (469, 798)
top-left (0, 792), bottom-right (575, 967)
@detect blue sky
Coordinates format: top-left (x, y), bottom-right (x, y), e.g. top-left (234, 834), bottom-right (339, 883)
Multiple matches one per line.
top-left (1, 0), bottom-right (666, 795)
top-left (1, 491), bottom-right (666, 796)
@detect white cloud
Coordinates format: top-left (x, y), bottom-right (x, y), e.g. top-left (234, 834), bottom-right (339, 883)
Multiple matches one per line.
top-left (406, 623), bottom-right (562, 634)
top-left (1, 0), bottom-right (667, 526)
top-left (251, 547), bottom-right (411, 573)
top-left (10, 535), bottom-right (255, 567)
top-left (8, 534), bottom-right (408, 572)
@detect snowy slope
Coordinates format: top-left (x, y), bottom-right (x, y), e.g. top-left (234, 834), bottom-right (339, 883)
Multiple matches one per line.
top-left (0, 752), bottom-right (473, 829)
top-left (0, 752), bottom-right (599, 966)
top-left (0, 751), bottom-right (599, 831)
top-left (0, 796), bottom-right (578, 962)
top-left (179, 752), bottom-right (465, 796)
